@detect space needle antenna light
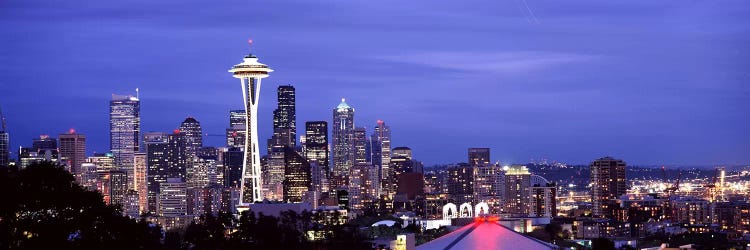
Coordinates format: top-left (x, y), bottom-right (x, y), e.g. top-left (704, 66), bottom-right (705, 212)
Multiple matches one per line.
top-left (229, 37), bottom-right (273, 207)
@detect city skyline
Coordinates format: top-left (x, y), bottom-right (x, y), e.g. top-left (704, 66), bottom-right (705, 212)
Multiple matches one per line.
top-left (1, 0), bottom-right (749, 166)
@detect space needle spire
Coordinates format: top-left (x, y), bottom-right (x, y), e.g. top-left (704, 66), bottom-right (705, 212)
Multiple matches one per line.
top-left (229, 38), bottom-right (273, 205)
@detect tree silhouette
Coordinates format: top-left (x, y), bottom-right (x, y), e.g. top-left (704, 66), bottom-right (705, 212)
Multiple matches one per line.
top-left (0, 162), bottom-right (162, 249)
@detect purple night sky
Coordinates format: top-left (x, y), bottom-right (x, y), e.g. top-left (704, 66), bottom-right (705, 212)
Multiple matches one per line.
top-left (1, 0), bottom-right (748, 166)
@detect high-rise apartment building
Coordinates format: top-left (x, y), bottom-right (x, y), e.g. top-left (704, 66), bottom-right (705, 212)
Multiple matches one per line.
top-left (110, 94), bottom-right (140, 175)
top-left (331, 98), bottom-right (355, 188)
top-left (468, 148), bottom-right (490, 166)
top-left (59, 130), bottom-right (86, 181)
top-left (590, 156), bottom-right (627, 218)
top-left (504, 165), bottom-right (531, 215)
top-left (530, 183), bottom-right (557, 218)
top-left (473, 164), bottom-right (504, 213)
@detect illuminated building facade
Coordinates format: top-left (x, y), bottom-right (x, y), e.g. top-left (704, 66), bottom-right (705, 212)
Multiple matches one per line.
top-left (503, 165), bottom-right (531, 215)
top-left (110, 93), bottom-right (140, 178)
top-left (59, 130), bottom-right (86, 180)
top-left (226, 110), bottom-right (246, 148)
top-left (468, 148), bottom-right (490, 166)
top-left (331, 98), bottom-right (355, 189)
top-left (179, 117), bottom-right (203, 161)
top-left (159, 178), bottom-right (188, 217)
top-left (591, 157), bottom-right (627, 218)
top-left (283, 147), bottom-right (311, 202)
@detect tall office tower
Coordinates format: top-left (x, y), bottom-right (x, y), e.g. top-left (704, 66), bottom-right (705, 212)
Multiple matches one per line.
top-left (389, 147), bottom-right (413, 197)
top-left (331, 98), bottom-right (355, 188)
top-left (354, 127), bottom-right (368, 163)
top-left (271, 85), bottom-right (296, 148)
top-left (110, 93), bottom-right (140, 179)
top-left (530, 183), bottom-right (557, 218)
top-left (145, 132), bottom-right (169, 212)
top-left (473, 164), bottom-right (504, 213)
top-left (503, 165), bottom-right (531, 215)
top-left (159, 178), bottom-right (188, 217)
top-left (133, 153), bottom-right (148, 213)
top-left (228, 40), bottom-right (273, 204)
top-left (283, 147), bottom-right (311, 202)
top-left (468, 148), bottom-right (490, 166)
top-left (590, 156), bottom-right (627, 218)
top-left (109, 170), bottom-right (129, 206)
top-left (222, 147), bottom-right (244, 188)
top-left (349, 162), bottom-right (379, 211)
top-left (59, 130), bottom-right (86, 181)
top-left (304, 121), bottom-right (329, 172)
top-left (32, 135), bottom-right (57, 151)
top-left (226, 110), bottom-right (247, 148)
top-left (371, 120), bottom-right (391, 184)
top-left (179, 117), bottom-right (203, 161)
top-left (167, 130), bottom-right (188, 180)
top-left (447, 164), bottom-right (474, 204)
top-left (0, 107), bottom-right (8, 167)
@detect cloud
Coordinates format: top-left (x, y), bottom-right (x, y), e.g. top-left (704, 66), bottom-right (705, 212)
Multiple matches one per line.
top-left (373, 51), bottom-right (599, 74)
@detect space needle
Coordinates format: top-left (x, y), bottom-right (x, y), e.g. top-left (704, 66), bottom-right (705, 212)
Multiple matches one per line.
top-left (229, 39), bottom-right (273, 205)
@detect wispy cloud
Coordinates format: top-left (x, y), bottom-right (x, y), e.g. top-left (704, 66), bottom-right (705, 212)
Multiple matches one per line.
top-left (373, 51), bottom-right (599, 74)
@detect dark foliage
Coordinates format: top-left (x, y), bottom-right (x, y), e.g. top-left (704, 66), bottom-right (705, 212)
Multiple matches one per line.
top-left (0, 162), bottom-right (162, 249)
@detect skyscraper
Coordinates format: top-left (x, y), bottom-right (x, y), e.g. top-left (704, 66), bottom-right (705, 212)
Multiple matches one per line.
top-left (167, 130), bottom-right (188, 180)
top-left (228, 40), bottom-right (273, 204)
top-left (179, 117), bottom-right (203, 161)
top-left (504, 165), bottom-right (531, 215)
top-left (473, 164), bottom-right (504, 213)
top-left (59, 130), bottom-right (86, 181)
top-left (332, 98), bottom-right (354, 188)
top-left (304, 121), bottom-right (329, 170)
top-left (271, 85), bottom-right (296, 148)
top-left (0, 107), bottom-right (8, 167)
top-left (226, 110), bottom-right (247, 148)
top-left (468, 148), bottom-right (490, 166)
top-left (371, 120), bottom-right (391, 180)
top-left (145, 132), bottom-right (169, 213)
top-left (110, 93), bottom-right (140, 181)
top-left (133, 152), bottom-right (148, 214)
top-left (354, 127), bottom-right (368, 164)
top-left (283, 147), bottom-right (311, 202)
top-left (590, 156), bottom-right (627, 218)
